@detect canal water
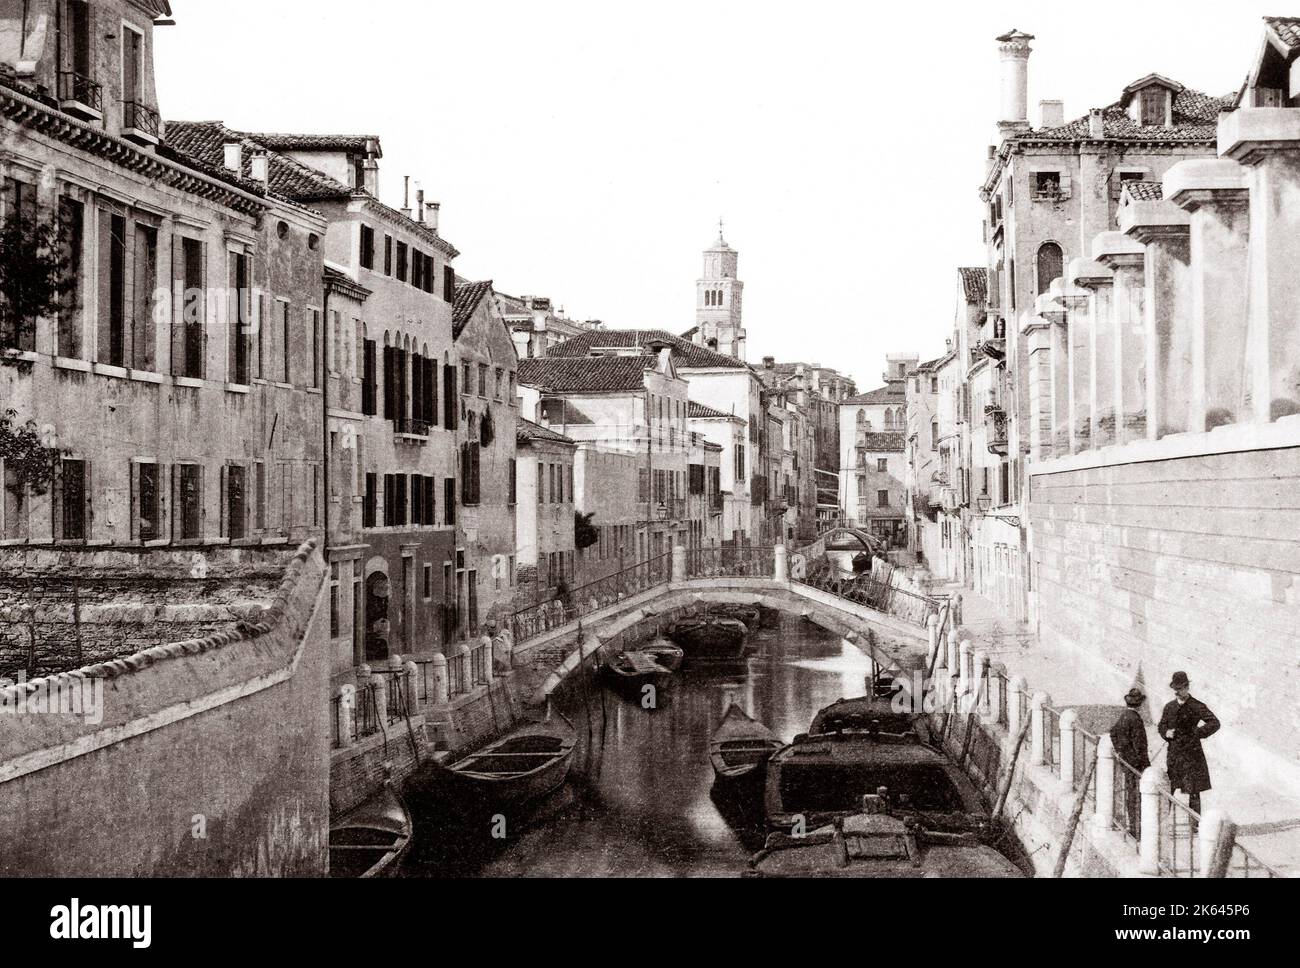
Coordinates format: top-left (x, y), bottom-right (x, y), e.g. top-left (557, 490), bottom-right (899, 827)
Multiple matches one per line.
top-left (400, 615), bottom-right (880, 877)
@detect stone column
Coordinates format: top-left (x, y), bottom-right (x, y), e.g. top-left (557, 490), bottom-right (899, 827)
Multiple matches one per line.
top-left (1094, 232), bottom-right (1148, 444)
top-left (1094, 734), bottom-right (1116, 831)
top-left (1072, 258), bottom-right (1113, 449)
top-left (430, 653), bottom-right (448, 704)
top-left (404, 658), bottom-right (419, 709)
top-left (1063, 269), bottom-right (1096, 453)
top-left (1030, 691), bottom-right (1051, 765)
top-left (1219, 108), bottom-right (1300, 422)
top-left (957, 639), bottom-right (972, 697)
top-left (1021, 309), bottom-right (1055, 461)
top-left (1165, 158), bottom-right (1251, 432)
top-left (1139, 767), bottom-right (1165, 875)
top-left (1007, 675), bottom-right (1028, 738)
top-left (773, 543), bottom-right (788, 582)
top-left (1120, 195), bottom-right (1193, 440)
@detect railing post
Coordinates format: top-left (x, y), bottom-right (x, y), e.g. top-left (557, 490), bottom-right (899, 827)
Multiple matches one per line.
top-left (1139, 768), bottom-right (1165, 875)
top-left (1008, 676), bottom-right (1028, 738)
top-left (773, 544), bottom-right (788, 582)
top-left (430, 653), bottom-right (448, 705)
top-left (404, 659), bottom-right (419, 710)
top-left (946, 630), bottom-right (960, 687)
top-left (959, 638), bottom-right (975, 698)
top-left (372, 672), bottom-right (390, 724)
top-left (480, 632), bottom-right (495, 683)
top-left (1199, 809), bottom-right (1237, 878)
top-left (974, 650), bottom-right (995, 724)
top-left (1059, 708), bottom-right (1078, 791)
top-left (926, 612), bottom-right (939, 662)
top-left (1094, 735), bottom-right (1115, 831)
top-left (1030, 691), bottom-right (1051, 766)
top-left (672, 544), bottom-right (687, 583)
top-left (454, 642), bottom-right (470, 694)
top-left (336, 684), bottom-right (355, 749)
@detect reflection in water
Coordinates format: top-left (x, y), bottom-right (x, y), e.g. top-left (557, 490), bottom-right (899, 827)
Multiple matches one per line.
top-left (400, 616), bottom-right (878, 877)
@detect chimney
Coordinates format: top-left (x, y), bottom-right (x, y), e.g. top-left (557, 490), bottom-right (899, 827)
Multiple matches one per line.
top-left (1089, 108), bottom-right (1106, 139)
top-left (223, 141), bottom-right (242, 173)
top-left (416, 187), bottom-right (425, 223)
top-left (425, 201), bottom-right (440, 233)
top-left (401, 176), bottom-right (411, 218)
top-left (763, 356), bottom-right (775, 369)
top-left (996, 29), bottom-right (1034, 125)
top-left (1039, 99), bottom-right (1064, 128)
top-left (249, 153), bottom-right (269, 186)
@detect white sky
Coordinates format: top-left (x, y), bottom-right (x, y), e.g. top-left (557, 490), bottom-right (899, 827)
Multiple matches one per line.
top-left (156, 1), bottom-right (1272, 391)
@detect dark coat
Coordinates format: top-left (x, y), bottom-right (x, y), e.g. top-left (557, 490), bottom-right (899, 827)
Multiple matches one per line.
top-left (1157, 697), bottom-right (1219, 794)
top-left (1109, 708), bottom-right (1150, 773)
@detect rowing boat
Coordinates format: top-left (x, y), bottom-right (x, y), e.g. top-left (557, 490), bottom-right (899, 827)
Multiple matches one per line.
top-left (328, 782), bottom-right (412, 878)
top-left (668, 616), bottom-right (748, 657)
top-left (432, 710), bottom-right (577, 807)
top-left (601, 649), bottom-right (673, 696)
top-left (709, 703), bottom-right (784, 781)
top-left (641, 638), bottom-right (685, 673)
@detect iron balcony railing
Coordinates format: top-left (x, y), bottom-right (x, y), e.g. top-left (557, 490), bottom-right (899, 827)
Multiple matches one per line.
top-left (122, 100), bottom-right (160, 139)
top-left (57, 71), bottom-right (102, 114)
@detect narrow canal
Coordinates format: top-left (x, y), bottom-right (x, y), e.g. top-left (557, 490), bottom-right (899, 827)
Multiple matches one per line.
top-left (400, 615), bottom-right (879, 877)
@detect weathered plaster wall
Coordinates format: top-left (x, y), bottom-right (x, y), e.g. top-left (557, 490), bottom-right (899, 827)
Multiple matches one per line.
top-left (0, 541), bottom-right (331, 877)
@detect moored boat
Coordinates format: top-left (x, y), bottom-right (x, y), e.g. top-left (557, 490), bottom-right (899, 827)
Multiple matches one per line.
top-left (748, 796), bottom-right (1026, 878)
top-left (708, 604), bottom-right (761, 632)
top-left (328, 782), bottom-right (412, 878)
top-left (709, 704), bottom-right (784, 782)
top-left (601, 649), bottom-right (672, 696)
top-left (808, 696), bottom-right (932, 745)
top-left (411, 710), bottom-right (577, 809)
top-left (667, 616), bottom-right (748, 658)
top-left (641, 638), bottom-right (685, 673)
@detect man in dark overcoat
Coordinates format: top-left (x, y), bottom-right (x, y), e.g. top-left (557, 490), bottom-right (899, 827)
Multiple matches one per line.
top-left (1157, 671), bottom-right (1220, 818)
top-left (1110, 687), bottom-right (1150, 838)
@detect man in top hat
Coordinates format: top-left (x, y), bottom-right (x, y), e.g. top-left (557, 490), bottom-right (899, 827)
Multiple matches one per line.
top-left (1157, 672), bottom-right (1220, 818)
top-left (1110, 687), bottom-right (1150, 838)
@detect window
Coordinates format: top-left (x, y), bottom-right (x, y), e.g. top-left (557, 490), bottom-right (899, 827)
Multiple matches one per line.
top-left (121, 26), bottom-right (143, 124)
top-left (58, 459), bottom-right (89, 541)
top-left (383, 235), bottom-right (393, 275)
top-left (544, 464), bottom-right (551, 504)
top-left (931, 377), bottom-right (939, 393)
top-left (1034, 171), bottom-right (1062, 196)
top-left (178, 236), bottom-right (205, 378)
top-left (310, 310), bottom-right (321, 389)
top-left (411, 248), bottom-right (423, 290)
top-left (508, 458), bottom-right (517, 505)
top-left (359, 225), bottom-right (375, 270)
top-left (281, 301), bottom-right (292, 384)
top-left (443, 362), bottom-right (458, 430)
top-left (689, 463), bottom-right (705, 495)
top-left (461, 361), bottom-right (471, 395)
top-left (225, 464), bottom-right (246, 539)
top-left (175, 463), bottom-right (202, 541)
top-left (53, 196), bottom-right (85, 358)
top-left (1139, 88), bottom-right (1166, 126)
top-left (330, 563), bottom-right (340, 637)
top-left (1036, 242), bottom-right (1063, 296)
top-left (136, 462), bottom-right (160, 542)
top-left (362, 339), bottom-right (377, 414)
top-left (478, 363), bottom-right (488, 397)
top-left (98, 209), bottom-right (126, 366)
top-left (422, 475), bottom-right (436, 525)
top-left (228, 250), bottom-right (250, 384)
top-left (467, 570), bottom-right (478, 636)
top-left (423, 563), bottom-right (433, 600)
top-left (255, 462), bottom-right (266, 531)
top-left (734, 444), bottom-right (745, 481)
top-left (363, 472), bottom-right (377, 528)
top-left (877, 489), bottom-right (889, 508)
top-left (877, 458), bottom-right (888, 472)
top-left (395, 242), bottom-right (408, 282)
top-left (411, 472), bottom-right (423, 524)
top-left (443, 265), bottom-right (455, 303)
top-left (444, 477), bottom-right (456, 525)
top-left (494, 368), bottom-right (503, 400)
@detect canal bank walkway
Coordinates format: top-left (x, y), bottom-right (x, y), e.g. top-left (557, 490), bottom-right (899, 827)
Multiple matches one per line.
top-left (925, 579), bottom-right (1300, 877)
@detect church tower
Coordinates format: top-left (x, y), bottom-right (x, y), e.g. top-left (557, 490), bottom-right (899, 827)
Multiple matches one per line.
top-left (695, 226), bottom-right (746, 360)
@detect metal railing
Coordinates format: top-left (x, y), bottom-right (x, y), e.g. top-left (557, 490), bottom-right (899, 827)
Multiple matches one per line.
top-left (331, 694), bottom-right (343, 749)
top-left (470, 641), bottom-right (489, 685)
top-left (374, 669), bottom-right (409, 724)
top-left (355, 682), bottom-right (380, 740)
top-left (793, 562), bottom-right (941, 628)
top-left (1157, 792), bottom-right (1200, 878)
top-left (1112, 754), bottom-right (1144, 847)
top-left (1229, 840), bottom-right (1283, 878)
top-left (1073, 727), bottom-right (1099, 809)
top-left (57, 71), bottom-right (102, 113)
top-left (686, 545), bottom-right (775, 579)
top-left (511, 551), bottom-right (672, 642)
top-left (1043, 706), bottom-right (1061, 775)
top-left (448, 650), bottom-right (470, 696)
top-left (122, 100), bottom-right (160, 138)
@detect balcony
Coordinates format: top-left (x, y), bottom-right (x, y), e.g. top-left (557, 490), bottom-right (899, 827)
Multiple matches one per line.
top-left (122, 100), bottom-right (160, 146)
top-left (985, 405), bottom-right (1009, 456)
top-left (57, 71), bottom-right (102, 122)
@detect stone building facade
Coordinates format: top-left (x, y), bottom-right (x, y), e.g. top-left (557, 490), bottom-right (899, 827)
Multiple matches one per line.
top-left (513, 417), bottom-right (575, 601)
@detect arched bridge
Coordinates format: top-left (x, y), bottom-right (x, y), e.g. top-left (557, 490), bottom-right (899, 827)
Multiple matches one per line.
top-left (510, 546), bottom-right (946, 703)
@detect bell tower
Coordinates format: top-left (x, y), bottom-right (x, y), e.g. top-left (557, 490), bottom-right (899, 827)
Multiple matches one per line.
top-left (695, 223), bottom-right (746, 360)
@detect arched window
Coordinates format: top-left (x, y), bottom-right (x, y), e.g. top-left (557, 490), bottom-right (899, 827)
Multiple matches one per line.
top-left (856, 409), bottom-right (866, 425)
top-left (1036, 242), bottom-right (1063, 296)
top-left (705, 290), bottom-right (712, 307)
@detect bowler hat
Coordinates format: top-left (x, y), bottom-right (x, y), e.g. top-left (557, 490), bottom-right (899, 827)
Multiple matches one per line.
top-left (1170, 671), bottom-right (1189, 689)
top-left (1124, 687), bottom-right (1145, 706)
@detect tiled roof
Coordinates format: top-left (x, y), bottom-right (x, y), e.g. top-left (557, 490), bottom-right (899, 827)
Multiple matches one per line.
top-left (165, 121), bottom-right (353, 204)
top-left (688, 400), bottom-right (735, 419)
top-left (517, 357), bottom-right (653, 393)
top-left (1121, 180), bottom-right (1164, 202)
top-left (1024, 84), bottom-right (1233, 143)
top-left (547, 329), bottom-right (749, 369)
top-left (452, 280), bottom-right (494, 338)
top-left (241, 133), bottom-right (382, 157)
top-left (516, 418), bottom-right (575, 446)
top-left (1265, 16), bottom-right (1300, 53)
top-left (859, 432), bottom-right (906, 452)
top-left (844, 385), bottom-right (906, 406)
top-left (957, 267), bottom-right (987, 306)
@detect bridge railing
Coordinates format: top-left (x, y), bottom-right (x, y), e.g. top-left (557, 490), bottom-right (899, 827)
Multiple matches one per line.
top-left (511, 551), bottom-right (673, 642)
top-left (686, 545), bottom-right (775, 579)
top-left (791, 559), bottom-right (941, 628)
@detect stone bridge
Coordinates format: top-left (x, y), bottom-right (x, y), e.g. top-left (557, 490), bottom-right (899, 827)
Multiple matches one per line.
top-left (512, 546), bottom-right (940, 704)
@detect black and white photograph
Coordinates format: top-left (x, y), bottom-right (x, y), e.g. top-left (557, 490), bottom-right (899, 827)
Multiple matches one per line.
top-left (0, 0), bottom-right (1291, 948)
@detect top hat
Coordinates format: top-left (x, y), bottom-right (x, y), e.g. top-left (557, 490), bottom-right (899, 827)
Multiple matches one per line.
top-left (1169, 671), bottom-right (1190, 690)
top-left (1124, 687), bottom-right (1145, 706)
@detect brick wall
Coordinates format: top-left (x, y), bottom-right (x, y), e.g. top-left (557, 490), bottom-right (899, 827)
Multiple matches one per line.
top-left (1030, 446), bottom-right (1300, 787)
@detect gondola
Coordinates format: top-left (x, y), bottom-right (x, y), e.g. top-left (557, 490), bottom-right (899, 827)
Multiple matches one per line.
top-left (667, 616), bottom-right (748, 658)
top-left (709, 704), bottom-right (784, 782)
top-left (328, 782), bottom-right (412, 878)
top-left (601, 649), bottom-right (673, 696)
top-left (413, 709), bottom-right (577, 808)
top-left (641, 638), bottom-right (685, 673)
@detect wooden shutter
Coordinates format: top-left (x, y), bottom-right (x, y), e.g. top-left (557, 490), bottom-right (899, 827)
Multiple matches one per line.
top-left (443, 363), bottom-right (457, 430)
top-left (423, 358), bottom-right (437, 425)
top-left (383, 346), bottom-right (395, 418)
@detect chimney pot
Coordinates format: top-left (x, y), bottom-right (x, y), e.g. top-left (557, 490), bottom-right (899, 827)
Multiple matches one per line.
top-left (249, 153), bottom-right (269, 185)
top-left (1089, 108), bottom-right (1106, 139)
top-left (223, 141), bottom-right (242, 173)
top-left (426, 201), bottom-right (440, 233)
top-left (416, 188), bottom-right (425, 223)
